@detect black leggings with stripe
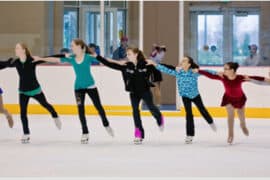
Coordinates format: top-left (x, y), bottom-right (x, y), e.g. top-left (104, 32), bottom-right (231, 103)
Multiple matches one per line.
top-left (75, 88), bottom-right (109, 134)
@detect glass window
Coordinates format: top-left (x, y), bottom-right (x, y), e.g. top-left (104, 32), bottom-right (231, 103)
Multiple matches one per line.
top-left (85, 12), bottom-right (101, 46)
top-left (116, 10), bottom-right (126, 46)
top-left (197, 14), bottom-right (223, 65)
top-left (233, 14), bottom-right (259, 65)
top-left (63, 9), bottom-right (78, 49)
top-left (190, 8), bottom-right (260, 66)
top-left (63, 1), bottom-right (127, 56)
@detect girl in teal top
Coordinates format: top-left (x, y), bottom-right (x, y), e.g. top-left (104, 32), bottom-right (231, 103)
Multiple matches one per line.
top-left (60, 54), bottom-right (98, 90)
top-left (34, 39), bottom-right (114, 144)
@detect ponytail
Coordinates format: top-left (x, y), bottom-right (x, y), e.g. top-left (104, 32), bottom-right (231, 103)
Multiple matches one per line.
top-left (185, 56), bottom-right (199, 69)
top-left (127, 47), bottom-right (146, 62)
top-left (225, 61), bottom-right (239, 72)
top-left (72, 38), bottom-right (90, 53)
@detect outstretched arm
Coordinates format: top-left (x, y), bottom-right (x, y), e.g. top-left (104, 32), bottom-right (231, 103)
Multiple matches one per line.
top-left (32, 56), bottom-right (61, 63)
top-left (95, 55), bottom-right (125, 71)
top-left (196, 69), bottom-right (223, 81)
top-left (244, 75), bottom-right (269, 85)
top-left (160, 63), bottom-right (177, 71)
top-left (0, 58), bottom-right (16, 69)
top-left (33, 54), bottom-right (67, 65)
top-left (146, 59), bottom-right (177, 76)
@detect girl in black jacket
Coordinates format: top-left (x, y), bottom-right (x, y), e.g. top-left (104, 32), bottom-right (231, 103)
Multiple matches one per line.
top-left (94, 47), bottom-right (164, 144)
top-left (0, 43), bottom-right (61, 143)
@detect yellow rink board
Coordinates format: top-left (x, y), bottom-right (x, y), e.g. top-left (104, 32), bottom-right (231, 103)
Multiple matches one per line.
top-left (3, 104), bottom-right (270, 119)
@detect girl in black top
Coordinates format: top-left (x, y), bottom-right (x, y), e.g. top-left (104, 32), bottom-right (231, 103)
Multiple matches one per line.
top-left (0, 43), bottom-right (61, 143)
top-left (94, 47), bottom-right (164, 144)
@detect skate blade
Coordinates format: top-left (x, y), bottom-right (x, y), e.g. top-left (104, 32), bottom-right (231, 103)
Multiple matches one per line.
top-left (134, 140), bottom-right (143, 145)
top-left (21, 139), bottom-right (30, 144)
top-left (81, 139), bottom-right (89, 144)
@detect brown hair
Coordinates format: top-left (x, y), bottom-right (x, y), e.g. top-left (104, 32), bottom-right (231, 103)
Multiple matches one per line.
top-left (72, 38), bottom-right (91, 54)
top-left (17, 42), bottom-right (31, 56)
top-left (184, 56), bottom-right (199, 69)
top-left (126, 47), bottom-right (146, 62)
top-left (225, 62), bottom-right (239, 72)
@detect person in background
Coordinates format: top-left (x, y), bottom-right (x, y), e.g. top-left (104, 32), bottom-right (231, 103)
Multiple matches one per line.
top-left (112, 36), bottom-right (128, 60)
top-left (88, 43), bottom-right (100, 65)
top-left (242, 44), bottom-right (260, 66)
top-left (149, 44), bottom-right (167, 108)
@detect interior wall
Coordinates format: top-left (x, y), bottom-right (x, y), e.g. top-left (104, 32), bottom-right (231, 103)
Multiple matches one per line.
top-left (127, 1), bottom-right (139, 47)
top-left (143, 1), bottom-right (179, 105)
top-left (0, 2), bottom-right (48, 58)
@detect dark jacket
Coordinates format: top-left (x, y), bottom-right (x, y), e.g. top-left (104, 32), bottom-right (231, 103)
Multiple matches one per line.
top-left (0, 56), bottom-right (45, 92)
top-left (96, 55), bottom-right (157, 93)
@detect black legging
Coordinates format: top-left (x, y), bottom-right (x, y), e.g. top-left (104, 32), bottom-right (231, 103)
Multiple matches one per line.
top-left (19, 92), bottom-right (58, 134)
top-left (182, 94), bottom-right (213, 136)
top-left (129, 90), bottom-right (162, 139)
top-left (75, 88), bottom-right (109, 134)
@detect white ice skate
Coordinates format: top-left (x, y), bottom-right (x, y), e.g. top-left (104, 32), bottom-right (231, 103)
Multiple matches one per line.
top-left (227, 136), bottom-right (233, 145)
top-left (53, 117), bottom-right (62, 130)
top-left (134, 137), bottom-right (143, 145)
top-left (81, 134), bottom-right (89, 144)
top-left (185, 136), bottom-right (193, 144)
top-left (105, 126), bottom-right (114, 137)
top-left (21, 134), bottom-right (30, 144)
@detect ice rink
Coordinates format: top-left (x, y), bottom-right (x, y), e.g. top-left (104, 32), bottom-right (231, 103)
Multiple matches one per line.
top-left (0, 115), bottom-right (270, 178)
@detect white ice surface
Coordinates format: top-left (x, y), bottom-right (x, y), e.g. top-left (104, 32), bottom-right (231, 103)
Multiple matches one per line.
top-left (0, 115), bottom-right (270, 177)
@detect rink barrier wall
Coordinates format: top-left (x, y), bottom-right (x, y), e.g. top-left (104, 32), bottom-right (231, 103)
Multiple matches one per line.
top-left (3, 104), bottom-right (270, 118)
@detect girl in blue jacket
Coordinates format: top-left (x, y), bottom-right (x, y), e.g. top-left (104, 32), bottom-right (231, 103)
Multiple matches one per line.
top-left (147, 56), bottom-right (217, 144)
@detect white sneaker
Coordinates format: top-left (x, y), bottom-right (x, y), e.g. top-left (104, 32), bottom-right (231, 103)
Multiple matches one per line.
top-left (105, 126), bottom-right (114, 137)
top-left (21, 134), bottom-right (30, 144)
top-left (185, 136), bottom-right (193, 144)
top-left (210, 123), bottom-right (217, 132)
top-left (81, 134), bottom-right (89, 144)
top-left (134, 137), bottom-right (143, 145)
top-left (53, 117), bottom-right (62, 130)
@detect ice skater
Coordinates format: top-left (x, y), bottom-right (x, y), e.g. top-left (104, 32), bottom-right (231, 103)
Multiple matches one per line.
top-left (33, 39), bottom-right (114, 144)
top-left (195, 62), bottom-right (266, 144)
top-left (0, 43), bottom-right (61, 143)
top-left (93, 47), bottom-right (164, 144)
top-left (147, 56), bottom-right (217, 144)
